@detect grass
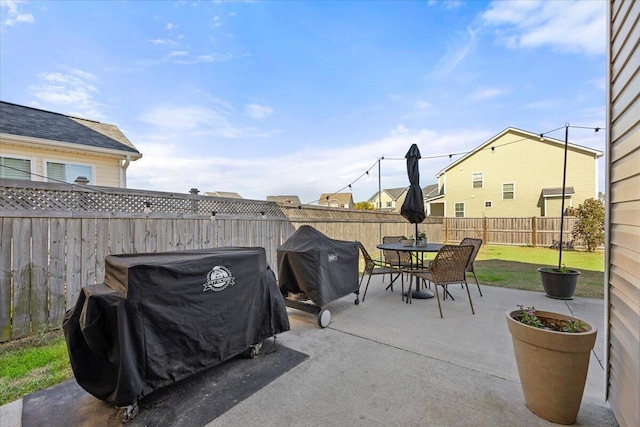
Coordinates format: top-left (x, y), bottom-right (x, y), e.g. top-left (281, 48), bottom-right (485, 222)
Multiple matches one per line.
top-left (0, 331), bottom-right (74, 406)
top-left (473, 245), bottom-right (604, 299)
top-left (1, 245), bottom-right (605, 406)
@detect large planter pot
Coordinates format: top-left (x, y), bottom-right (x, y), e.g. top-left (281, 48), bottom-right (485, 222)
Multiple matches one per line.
top-left (506, 310), bottom-right (597, 425)
top-left (538, 267), bottom-right (580, 300)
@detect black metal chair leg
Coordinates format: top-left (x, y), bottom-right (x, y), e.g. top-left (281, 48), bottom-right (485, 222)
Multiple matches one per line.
top-left (362, 275), bottom-right (373, 302)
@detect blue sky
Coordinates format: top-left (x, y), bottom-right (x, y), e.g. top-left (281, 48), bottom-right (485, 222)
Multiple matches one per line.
top-left (1, 0), bottom-right (606, 204)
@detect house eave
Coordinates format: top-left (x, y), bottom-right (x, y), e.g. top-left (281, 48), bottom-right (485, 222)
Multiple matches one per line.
top-left (436, 127), bottom-right (604, 176)
top-left (0, 133), bottom-right (143, 160)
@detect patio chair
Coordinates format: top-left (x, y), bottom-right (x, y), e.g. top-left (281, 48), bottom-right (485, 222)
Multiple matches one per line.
top-left (382, 236), bottom-right (413, 287)
top-left (409, 245), bottom-right (475, 318)
top-left (358, 243), bottom-right (399, 301)
top-left (460, 237), bottom-right (483, 296)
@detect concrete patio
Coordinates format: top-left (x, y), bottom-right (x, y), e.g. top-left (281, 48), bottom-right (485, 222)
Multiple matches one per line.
top-left (1, 277), bottom-right (617, 426)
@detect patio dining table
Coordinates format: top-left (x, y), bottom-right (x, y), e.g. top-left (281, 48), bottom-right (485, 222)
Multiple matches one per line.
top-left (376, 242), bottom-right (443, 300)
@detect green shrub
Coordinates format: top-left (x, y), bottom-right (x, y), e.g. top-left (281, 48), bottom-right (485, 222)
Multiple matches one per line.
top-left (572, 198), bottom-right (605, 252)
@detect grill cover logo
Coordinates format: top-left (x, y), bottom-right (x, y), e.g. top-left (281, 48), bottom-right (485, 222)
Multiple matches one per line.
top-left (203, 266), bottom-right (235, 292)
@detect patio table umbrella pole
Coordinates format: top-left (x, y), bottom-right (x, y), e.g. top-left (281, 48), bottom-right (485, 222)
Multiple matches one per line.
top-left (400, 144), bottom-right (432, 299)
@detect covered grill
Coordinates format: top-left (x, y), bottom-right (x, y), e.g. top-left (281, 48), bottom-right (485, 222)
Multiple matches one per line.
top-left (277, 225), bottom-right (360, 327)
top-left (63, 247), bottom-right (289, 421)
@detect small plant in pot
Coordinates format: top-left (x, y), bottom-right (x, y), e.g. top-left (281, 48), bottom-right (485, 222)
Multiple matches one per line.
top-left (538, 265), bottom-right (580, 300)
top-left (506, 305), bottom-right (597, 425)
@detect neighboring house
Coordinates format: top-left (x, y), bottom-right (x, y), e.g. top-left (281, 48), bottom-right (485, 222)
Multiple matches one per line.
top-left (204, 191), bottom-right (243, 199)
top-left (318, 192), bottom-right (353, 209)
top-left (267, 195), bottom-right (302, 205)
top-left (0, 101), bottom-right (141, 187)
top-left (368, 187), bottom-right (407, 212)
top-left (422, 183), bottom-right (442, 215)
top-left (427, 127), bottom-right (603, 218)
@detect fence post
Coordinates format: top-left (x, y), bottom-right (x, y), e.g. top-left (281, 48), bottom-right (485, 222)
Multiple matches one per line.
top-left (444, 217), bottom-right (448, 242)
top-left (532, 217), bottom-right (537, 247)
top-left (483, 216), bottom-right (488, 243)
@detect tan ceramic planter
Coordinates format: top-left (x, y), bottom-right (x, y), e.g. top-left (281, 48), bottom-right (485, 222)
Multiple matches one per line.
top-left (506, 310), bottom-right (597, 425)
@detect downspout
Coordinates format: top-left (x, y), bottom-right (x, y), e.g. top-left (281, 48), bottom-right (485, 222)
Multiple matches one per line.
top-left (121, 155), bottom-right (131, 188)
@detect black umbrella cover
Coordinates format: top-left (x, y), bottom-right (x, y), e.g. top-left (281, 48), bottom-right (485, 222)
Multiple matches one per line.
top-left (400, 143), bottom-right (426, 224)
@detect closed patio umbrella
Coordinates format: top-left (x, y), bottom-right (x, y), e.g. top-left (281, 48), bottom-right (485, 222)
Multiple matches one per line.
top-left (400, 143), bottom-right (426, 238)
top-left (400, 144), bottom-right (432, 299)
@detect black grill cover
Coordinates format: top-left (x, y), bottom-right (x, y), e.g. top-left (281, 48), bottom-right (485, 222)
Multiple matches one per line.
top-left (277, 226), bottom-right (359, 307)
top-left (63, 247), bottom-right (289, 407)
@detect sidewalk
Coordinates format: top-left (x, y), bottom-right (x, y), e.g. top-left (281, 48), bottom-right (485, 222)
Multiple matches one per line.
top-left (1, 279), bottom-right (617, 427)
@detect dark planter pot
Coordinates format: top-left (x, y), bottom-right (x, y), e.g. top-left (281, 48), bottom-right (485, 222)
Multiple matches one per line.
top-left (538, 268), bottom-right (580, 300)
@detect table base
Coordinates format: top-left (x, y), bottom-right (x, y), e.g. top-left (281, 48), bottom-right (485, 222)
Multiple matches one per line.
top-left (403, 289), bottom-right (435, 300)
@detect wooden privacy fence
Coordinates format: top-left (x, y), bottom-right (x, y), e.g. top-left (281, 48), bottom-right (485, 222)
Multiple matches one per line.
top-left (0, 180), bottom-right (436, 342)
top-left (1, 180), bottom-right (581, 342)
top-left (443, 216), bottom-right (578, 248)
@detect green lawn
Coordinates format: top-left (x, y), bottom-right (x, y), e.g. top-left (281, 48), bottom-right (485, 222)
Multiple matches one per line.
top-left (1, 245), bottom-right (605, 406)
top-left (474, 245), bottom-right (604, 299)
top-left (0, 332), bottom-right (74, 405)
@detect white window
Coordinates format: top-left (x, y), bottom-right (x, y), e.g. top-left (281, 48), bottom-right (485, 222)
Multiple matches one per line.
top-left (46, 161), bottom-right (93, 184)
top-left (503, 183), bottom-right (515, 200)
top-left (1, 156), bottom-right (32, 180)
top-left (484, 201), bottom-right (492, 208)
top-left (472, 172), bottom-right (483, 189)
top-left (386, 201), bottom-right (392, 208)
top-left (454, 202), bottom-right (465, 218)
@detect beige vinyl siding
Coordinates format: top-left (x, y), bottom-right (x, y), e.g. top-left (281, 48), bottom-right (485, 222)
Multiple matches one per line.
top-left (0, 143), bottom-right (123, 187)
top-left (373, 190), bottom-right (406, 211)
top-left (441, 130), bottom-right (599, 217)
top-left (606, 1), bottom-right (640, 426)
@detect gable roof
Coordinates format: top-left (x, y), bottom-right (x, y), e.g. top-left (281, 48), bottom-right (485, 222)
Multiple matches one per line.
top-left (205, 191), bottom-right (243, 199)
top-left (368, 187), bottom-right (407, 202)
top-left (267, 195), bottom-right (302, 205)
top-left (422, 184), bottom-right (440, 199)
top-left (542, 187), bottom-right (575, 197)
top-left (437, 127), bottom-right (603, 177)
top-left (319, 192), bottom-right (353, 205)
top-left (0, 101), bottom-right (141, 157)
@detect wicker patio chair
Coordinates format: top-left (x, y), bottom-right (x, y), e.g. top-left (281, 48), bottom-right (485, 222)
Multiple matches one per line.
top-left (381, 236), bottom-right (413, 287)
top-left (409, 245), bottom-right (475, 318)
top-left (358, 243), bottom-right (399, 301)
top-left (460, 237), bottom-right (483, 296)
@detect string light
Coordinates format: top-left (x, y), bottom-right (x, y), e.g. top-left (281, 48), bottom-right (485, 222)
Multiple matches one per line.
top-left (300, 125), bottom-right (604, 206)
top-left (4, 124), bottom-right (603, 208)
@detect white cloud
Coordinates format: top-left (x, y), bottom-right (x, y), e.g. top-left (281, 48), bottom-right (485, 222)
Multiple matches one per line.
top-left (137, 103), bottom-right (272, 140)
top-left (415, 100), bottom-right (432, 110)
top-left (166, 22), bottom-right (176, 30)
top-left (428, 0), bottom-right (463, 10)
top-left (391, 124), bottom-right (410, 135)
top-left (481, 0), bottom-right (606, 56)
top-left (173, 52), bottom-right (236, 64)
top-left (470, 86), bottom-right (509, 101)
top-left (28, 68), bottom-right (104, 120)
top-left (431, 26), bottom-right (478, 78)
top-left (139, 105), bottom-right (221, 131)
top-left (1, 0), bottom-right (35, 27)
top-left (127, 125), bottom-right (490, 203)
top-left (167, 50), bottom-right (189, 57)
top-left (245, 103), bottom-right (273, 120)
